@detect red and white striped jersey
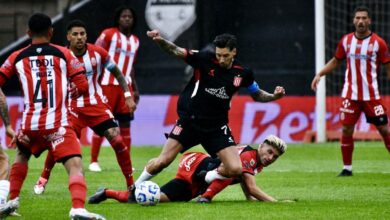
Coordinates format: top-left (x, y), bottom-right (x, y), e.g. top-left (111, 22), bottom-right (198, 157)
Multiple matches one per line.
top-left (70, 43), bottom-right (116, 108)
top-left (95, 27), bottom-right (139, 86)
top-left (335, 32), bottom-right (390, 100)
top-left (0, 43), bottom-right (85, 130)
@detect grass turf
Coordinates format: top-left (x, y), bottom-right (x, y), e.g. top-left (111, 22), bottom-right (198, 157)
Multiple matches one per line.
top-left (3, 142), bottom-right (390, 220)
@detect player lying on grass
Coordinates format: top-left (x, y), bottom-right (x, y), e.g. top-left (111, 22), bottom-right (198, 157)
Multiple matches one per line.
top-left (88, 135), bottom-right (287, 203)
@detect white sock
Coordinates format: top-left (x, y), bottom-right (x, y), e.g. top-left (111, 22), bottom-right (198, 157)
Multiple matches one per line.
top-left (343, 165), bottom-right (352, 171)
top-left (205, 170), bottom-right (228, 184)
top-left (134, 168), bottom-right (154, 188)
top-left (0, 180), bottom-right (10, 205)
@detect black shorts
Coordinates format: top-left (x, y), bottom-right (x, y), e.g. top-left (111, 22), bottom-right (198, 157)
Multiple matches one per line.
top-left (91, 119), bottom-right (118, 137)
top-left (160, 179), bottom-right (193, 202)
top-left (168, 117), bottom-right (236, 158)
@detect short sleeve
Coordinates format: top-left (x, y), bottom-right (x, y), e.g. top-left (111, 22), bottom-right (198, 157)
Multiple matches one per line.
top-left (184, 49), bottom-right (210, 68)
top-left (240, 68), bottom-right (255, 88)
top-left (0, 52), bottom-right (17, 86)
top-left (95, 29), bottom-right (111, 50)
top-left (334, 36), bottom-right (346, 60)
top-left (377, 38), bottom-right (390, 64)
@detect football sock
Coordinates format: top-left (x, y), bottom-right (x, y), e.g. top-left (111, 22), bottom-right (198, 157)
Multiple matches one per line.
top-left (201, 179), bottom-right (233, 199)
top-left (0, 180), bottom-right (10, 205)
top-left (69, 175), bottom-right (86, 208)
top-left (134, 168), bottom-right (154, 188)
top-left (343, 165), bottom-right (352, 171)
top-left (383, 134), bottom-right (390, 153)
top-left (91, 134), bottom-right (104, 163)
top-left (341, 135), bottom-right (354, 168)
top-left (120, 127), bottom-right (131, 152)
top-left (9, 162), bottom-right (28, 199)
top-left (41, 150), bottom-right (55, 180)
top-left (205, 169), bottom-right (228, 184)
top-left (105, 189), bottom-right (129, 203)
top-left (109, 135), bottom-right (134, 187)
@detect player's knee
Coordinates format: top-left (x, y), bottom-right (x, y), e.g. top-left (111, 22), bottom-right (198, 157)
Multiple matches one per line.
top-left (109, 135), bottom-right (127, 151)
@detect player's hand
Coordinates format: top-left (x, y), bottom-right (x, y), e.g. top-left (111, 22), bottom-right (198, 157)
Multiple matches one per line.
top-left (125, 97), bottom-right (137, 113)
top-left (133, 91), bottom-right (140, 104)
top-left (273, 86), bottom-right (285, 100)
top-left (5, 125), bottom-right (16, 148)
top-left (311, 74), bottom-right (322, 91)
top-left (146, 30), bottom-right (162, 41)
top-left (69, 82), bottom-right (80, 98)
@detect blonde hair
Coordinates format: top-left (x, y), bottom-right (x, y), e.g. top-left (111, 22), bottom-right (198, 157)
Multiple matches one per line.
top-left (263, 135), bottom-right (287, 154)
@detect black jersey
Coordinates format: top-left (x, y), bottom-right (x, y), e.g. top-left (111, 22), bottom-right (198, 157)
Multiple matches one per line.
top-left (178, 49), bottom-right (255, 123)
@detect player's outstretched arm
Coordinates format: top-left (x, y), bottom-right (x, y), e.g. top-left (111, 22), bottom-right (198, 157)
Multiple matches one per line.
top-left (311, 57), bottom-right (342, 91)
top-left (146, 30), bottom-right (187, 59)
top-left (250, 86), bottom-right (285, 102)
top-left (241, 173), bottom-right (276, 202)
top-left (384, 63), bottom-right (390, 79)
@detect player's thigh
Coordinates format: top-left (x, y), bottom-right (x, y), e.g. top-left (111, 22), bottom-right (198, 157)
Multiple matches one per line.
top-left (216, 146), bottom-right (241, 171)
top-left (340, 99), bottom-right (362, 125)
top-left (157, 138), bottom-right (184, 165)
top-left (362, 100), bottom-right (388, 125)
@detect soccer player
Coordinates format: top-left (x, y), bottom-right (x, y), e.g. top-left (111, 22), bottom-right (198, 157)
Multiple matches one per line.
top-left (91, 6), bottom-right (140, 172)
top-left (33, 19), bottom-right (136, 195)
top-left (0, 88), bottom-right (16, 218)
top-left (311, 6), bottom-right (390, 176)
top-left (134, 30), bottom-right (285, 189)
top-left (88, 135), bottom-right (287, 203)
top-left (0, 13), bottom-right (105, 219)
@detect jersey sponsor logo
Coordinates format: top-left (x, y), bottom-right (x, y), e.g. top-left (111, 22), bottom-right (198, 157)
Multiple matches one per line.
top-left (233, 76), bottom-right (242, 87)
top-left (339, 99), bottom-right (354, 113)
top-left (70, 59), bottom-right (84, 69)
top-left (179, 152), bottom-right (197, 171)
top-left (145, 0), bottom-right (196, 42)
top-left (205, 87), bottom-right (229, 99)
top-left (347, 53), bottom-right (372, 60)
top-left (172, 125), bottom-right (183, 135)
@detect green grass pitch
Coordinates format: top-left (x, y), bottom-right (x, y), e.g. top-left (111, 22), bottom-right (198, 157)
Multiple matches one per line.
top-left (4, 142), bottom-right (390, 220)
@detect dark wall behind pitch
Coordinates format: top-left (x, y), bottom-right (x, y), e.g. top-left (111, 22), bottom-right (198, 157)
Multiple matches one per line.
top-left (0, 0), bottom-right (315, 96)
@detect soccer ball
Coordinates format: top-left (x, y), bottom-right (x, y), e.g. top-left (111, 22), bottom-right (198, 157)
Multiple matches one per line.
top-left (135, 181), bottom-right (160, 206)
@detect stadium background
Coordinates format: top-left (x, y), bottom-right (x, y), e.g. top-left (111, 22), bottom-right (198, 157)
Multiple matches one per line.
top-left (0, 0), bottom-right (388, 146)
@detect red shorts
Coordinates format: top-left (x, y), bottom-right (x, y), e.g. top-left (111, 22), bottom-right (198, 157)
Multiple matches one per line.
top-left (175, 152), bottom-right (209, 185)
top-left (101, 85), bottom-right (131, 115)
top-left (340, 99), bottom-right (388, 125)
top-left (16, 127), bottom-right (81, 162)
top-left (70, 102), bottom-right (114, 136)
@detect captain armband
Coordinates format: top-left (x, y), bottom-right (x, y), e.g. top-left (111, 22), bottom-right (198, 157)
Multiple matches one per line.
top-left (246, 81), bottom-right (260, 93)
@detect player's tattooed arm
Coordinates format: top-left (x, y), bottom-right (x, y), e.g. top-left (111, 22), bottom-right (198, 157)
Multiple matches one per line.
top-left (111, 65), bottom-right (130, 93)
top-left (147, 30), bottom-right (186, 58)
top-left (0, 88), bottom-right (10, 126)
top-left (251, 86), bottom-right (285, 102)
